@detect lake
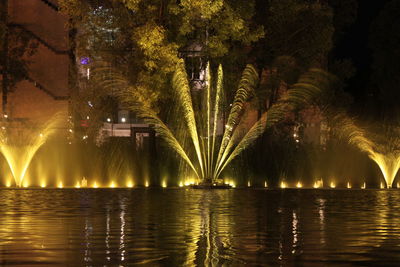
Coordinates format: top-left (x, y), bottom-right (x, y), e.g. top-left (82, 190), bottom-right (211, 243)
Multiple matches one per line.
top-left (0, 188), bottom-right (400, 266)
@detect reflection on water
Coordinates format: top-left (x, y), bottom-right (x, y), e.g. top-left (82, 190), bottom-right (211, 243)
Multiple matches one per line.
top-left (0, 189), bottom-right (400, 266)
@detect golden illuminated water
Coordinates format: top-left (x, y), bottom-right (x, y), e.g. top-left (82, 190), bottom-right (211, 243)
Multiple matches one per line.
top-left (335, 114), bottom-right (400, 188)
top-left (0, 113), bottom-right (62, 187)
top-left (99, 61), bottom-right (331, 184)
top-left (1, 189), bottom-right (400, 265)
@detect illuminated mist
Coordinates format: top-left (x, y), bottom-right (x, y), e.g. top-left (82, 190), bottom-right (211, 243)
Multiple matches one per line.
top-left (0, 114), bottom-right (62, 187)
top-left (101, 61), bottom-right (332, 184)
top-left (335, 113), bottom-right (400, 188)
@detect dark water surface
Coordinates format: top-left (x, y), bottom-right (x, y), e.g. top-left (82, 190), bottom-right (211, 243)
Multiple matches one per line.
top-left (0, 189), bottom-right (400, 266)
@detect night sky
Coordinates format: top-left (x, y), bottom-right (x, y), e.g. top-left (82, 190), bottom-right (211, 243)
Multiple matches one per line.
top-left (334, 0), bottom-right (391, 112)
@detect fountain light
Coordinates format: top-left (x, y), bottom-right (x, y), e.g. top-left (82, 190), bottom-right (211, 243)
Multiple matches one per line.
top-left (5, 180), bottom-right (11, 187)
top-left (106, 61), bottom-right (330, 186)
top-left (313, 181), bottom-right (320, 188)
top-left (330, 182), bottom-right (336, 188)
top-left (280, 181), bottom-right (287, 189)
top-left (347, 182), bottom-right (351, 189)
top-left (23, 181), bottom-right (29, 188)
top-left (144, 181), bottom-right (149, 187)
top-left (40, 182), bottom-right (46, 188)
top-left (127, 181), bottom-right (134, 188)
top-left (75, 182), bottom-right (81, 188)
top-left (179, 181), bottom-right (183, 187)
top-left (0, 113), bottom-right (62, 187)
top-left (93, 182), bottom-right (99, 188)
top-left (110, 181), bottom-right (116, 188)
top-left (361, 182), bottom-right (366, 189)
top-left (58, 182), bottom-right (63, 188)
top-left (296, 182), bottom-right (302, 188)
top-left (380, 182), bottom-right (385, 189)
top-left (397, 182), bottom-right (400, 189)
top-left (335, 114), bottom-right (400, 188)
top-left (264, 181), bottom-right (268, 188)
top-left (247, 181), bottom-right (251, 187)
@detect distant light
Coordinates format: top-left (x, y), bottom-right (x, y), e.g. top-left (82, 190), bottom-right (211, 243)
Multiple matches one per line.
top-left (58, 182), bottom-right (63, 188)
top-left (93, 182), bottom-right (98, 188)
top-left (121, 117), bottom-right (126, 123)
top-left (179, 182), bottom-right (183, 187)
top-left (361, 182), bottom-right (366, 189)
top-left (380, 182), bottom-right (385, 189)
top-left (86, 116), bottom-right (90, 120)
top-left (264, 181), bottom-right (268, 188)
top-left (23, 181), bottom-right (29, 188)
top-left (5, 181), bottom-right (11, 187)
top-left (280, 181), bottom-right (287, 189)
top-left (247, 181), bottom-right (251, 187)
top-left (110, 181), bottom-right (116, 188)
top-left (3, 114), bottom-right (8, 118)
top-left (88, 101), bottom-right (93, 108)
top-left (75, 182), bottom-right (81, 188)
top-left (107, 118), bottom-right (111, 122)
top-left (39, 133), bottom-right (43, 138)
top-left (330, 182), bottom-right (336, 188)
top-left (296, 182), bottom-right (302, 188)
top-left (80, 57), bottom-right (90, 65)
top-left (127, 181), bottom-right (133, 188)
top-left (145, 181), bottom-right (149, 187)
top-left (162, 181), bottom-right (167, 188)
top-left (82, 135), bottom-right (88, 140)
top-left (69, 129), bottom-right (73, 133)
top-left (347, 182), bottom-right (351, 189)
top-left (295, 139), bottom-right (300, 143)
top-left (40, 182), bottom-right (46, 188)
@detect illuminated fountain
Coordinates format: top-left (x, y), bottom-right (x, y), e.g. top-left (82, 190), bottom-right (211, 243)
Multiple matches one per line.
top-left (0, 114), bottom-right (61, 187)
top-left (101, 61), bottom-right (332, 187)
top-left (335, 113), bottom-right (400, 188)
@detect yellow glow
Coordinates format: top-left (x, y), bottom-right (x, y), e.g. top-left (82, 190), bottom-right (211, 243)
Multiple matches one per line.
top-left (313, 182), bottom-right (320, 188)
top-left (75, 182), bottom-right (81, 188)
top-left (93, 182), bottom-right (98, 188)
top-left (264, 181), bottom-right (268, 188)
top-left (110, 181), bottom-right (116, 188)
top-left (380, 182), bottom-right (385, 189)
top-left (0, 113), bottom-right (62, 187)
top-left (296, 182), bottom-right (302, 188)
top-left (127, 181), bottom-right (134, 188)
top-left (58, 182), bottom-right (63, 188)
top-left (23, 181), bottom-right (29, 188)
top-left (347, 182), bottom-right (351, 189)
top-left (162, 180), bottom-right (167, 188)
top-left (40, 182), bottom-right (46, 188)
top-left (145, 181), bottom-right (149, 187)
top-left (397, 182), bottom-right (400, 189)
top-left (361, 182), bottom-right (366, 189)
top-left (179, 181), bottom-right (183, 187)
top-left (330, 182), bottom-right (336, 188)
top-left (247, 181), bottom-right (251, 187)
top-left (280, 181), bottom-right (287, 189)
top-left (5, 180), bottom-right (11, 187)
